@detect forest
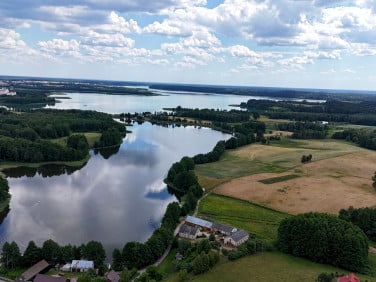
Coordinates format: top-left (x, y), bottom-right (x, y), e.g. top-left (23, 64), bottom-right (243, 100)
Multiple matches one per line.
top-left (243, 99), bottom-right (376, 126)
top-left (0, 109), bottom-right (125, 163)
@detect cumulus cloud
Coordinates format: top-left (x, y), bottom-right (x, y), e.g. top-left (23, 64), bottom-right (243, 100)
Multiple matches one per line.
top-left (1, 0), bottom-right (376, 86)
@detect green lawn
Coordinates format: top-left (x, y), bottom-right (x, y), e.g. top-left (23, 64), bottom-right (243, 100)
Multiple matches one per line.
top-left (191, 252), bottom-right (376, 282)
top-left (198, 194), bottom-right (290, 244)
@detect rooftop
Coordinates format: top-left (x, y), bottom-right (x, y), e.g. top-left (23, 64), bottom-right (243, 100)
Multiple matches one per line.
top-left (212, 222), bottom-right (237, 234)
top-left (18, 260), bottom-right (50, 281)
top-left (186, 215), bottom-right (213, 229)
top-left (71, 260), bottom-right (94, 269)
top-left (231, 229), bottom-right (249, 242)
top-left (105, 270), bottom-right (120, 282)
top-left (179, 223), bottom-right (199, 236)
top-left (34, 274), bottom-right (67, 282)
top-left (337, 273), bottom-right (360, 282)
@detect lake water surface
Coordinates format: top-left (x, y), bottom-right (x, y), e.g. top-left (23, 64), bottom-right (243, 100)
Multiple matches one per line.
top-left (47, 91), bottom-right (254, 113)
top-left (0, 122), bottom-right (230, 255)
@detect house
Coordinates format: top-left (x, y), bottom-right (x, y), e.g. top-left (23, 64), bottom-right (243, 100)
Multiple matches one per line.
top-left (224, 229), bottom-right (249, 247)
top-left (71, 260), bottom-right (94, 272)
top-left (179, 223), bottom-right (200, 239)
top-left (34, 274), bottom-right (68, 282)
top-left (212, 222), bottom-right (237, 236)
top-left (185, 215), bottom-right (213, 231)
top-left (337, 273), bottom-right (360, 282)
top-left (16, 260), bottom-right (50, 282)
top-left (105, 270), bottom-right (120, 282)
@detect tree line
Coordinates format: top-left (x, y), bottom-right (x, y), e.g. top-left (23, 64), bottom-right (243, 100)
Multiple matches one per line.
top-left (332, 128), bottom-right (376, 150)
top-left (242, 99), bottom-right (376, 126)
top-left (277, 122), bottom-right (328, 139)
top-left (1, 239), bottom-right (106, 273)
top-left (114, 202), bottom-right (182, 270)
top-left (172, 107), bottom-right (250, 123)
top-left (0, 177), bottom-right (10, 205)
top-left (277, 213), bottom-right (369, 272)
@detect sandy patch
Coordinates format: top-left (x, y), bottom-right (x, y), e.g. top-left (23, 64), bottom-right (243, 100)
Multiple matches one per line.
top-left (215, 151), bottom-right (376, 215)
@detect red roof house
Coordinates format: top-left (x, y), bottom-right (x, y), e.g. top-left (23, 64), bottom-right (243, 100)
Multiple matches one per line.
top-left (337, 273), bottom-right (360, 282)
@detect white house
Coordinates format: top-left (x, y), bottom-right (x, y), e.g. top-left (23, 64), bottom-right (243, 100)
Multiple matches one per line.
top-left (71, 260), bottom-right (94, 272)
top-left (224, 229), bottom-right (249, 247)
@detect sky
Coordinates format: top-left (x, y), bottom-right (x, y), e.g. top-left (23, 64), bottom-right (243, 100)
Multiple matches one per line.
top-left (1, 0), bottom-right (376, 90)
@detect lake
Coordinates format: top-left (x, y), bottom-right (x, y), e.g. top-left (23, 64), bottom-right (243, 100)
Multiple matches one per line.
top-left (0, 122), bottom-right (230, 256)
top-left (47, 91), bottom-right (255, 114)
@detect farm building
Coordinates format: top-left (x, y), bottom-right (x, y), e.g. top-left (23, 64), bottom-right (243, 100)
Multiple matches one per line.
top-left (179, 223), bottom-right (200, 239)
top-left (16, 260), bottom-right (50, 282)
top-left (34, 274), bottom-right (67, 282)
top-left (71, 260), bottom-right (94, 272)
top-left (212, 222), bottom-right (237, 236)
top-left (224, 229), bottom-right (249, 247)
top-left (185, 215), bottom-right (213, 231)
top-left (337, 273), bottom-right (360, 282)
top-left (105, 270), bottom-right (120, 282)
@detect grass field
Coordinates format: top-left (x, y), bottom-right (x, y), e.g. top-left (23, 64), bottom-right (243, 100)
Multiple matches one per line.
top-left (84, 132), bottom-right (101, 147)
top-left (191, 252), bottom-right (376, 282)
top-left (197, 174), bottom-right (230, 191)
top-left (198, 194), bottom-right (289, 244)
top-left (195, 139), bottom-right (363, 180)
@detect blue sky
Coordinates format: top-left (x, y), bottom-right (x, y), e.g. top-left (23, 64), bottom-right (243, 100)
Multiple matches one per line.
top-left (1, 0), bottom-right (376, 90)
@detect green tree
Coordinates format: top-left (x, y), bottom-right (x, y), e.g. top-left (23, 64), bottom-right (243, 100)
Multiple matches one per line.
top-left (1, 241), bottom-right (21, 269)
top-left (180, 156), bottom-right (195, 171)
top-left (41, 239), bottom-right (61, 263)
top-left (67, 134), bottom-right (89, 151)
top-left (178, 269), bottom-right (189, 281)
top-left (81, 241), bottom-right (106, 268)
top-left (112, 248), bottom-right (124, 271)
top-left (61, 245), bottom-right (74, 263)
top-left (119, 268), bottom-right (136, 282)
top-left (22, 241), bottom-right (42, 266)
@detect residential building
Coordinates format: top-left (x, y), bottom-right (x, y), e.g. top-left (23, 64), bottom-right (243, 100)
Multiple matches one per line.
top-left (179, 223), bottom-right (200, 239)
top-left (71, 260), bottom-right (94, 272)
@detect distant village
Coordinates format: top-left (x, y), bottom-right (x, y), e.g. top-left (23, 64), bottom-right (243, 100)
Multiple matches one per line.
top-left (0, 87), bottom-right (17, 96)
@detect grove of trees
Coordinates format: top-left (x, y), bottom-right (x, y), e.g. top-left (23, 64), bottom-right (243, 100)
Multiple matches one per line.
top-left (277, 213), bottom-right (369, 272)
top-left (339, 206), bottom-right (376, 241)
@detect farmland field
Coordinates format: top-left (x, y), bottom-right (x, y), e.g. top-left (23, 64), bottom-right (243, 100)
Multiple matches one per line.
top-left (196, 139), bottom-right (376, 215)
